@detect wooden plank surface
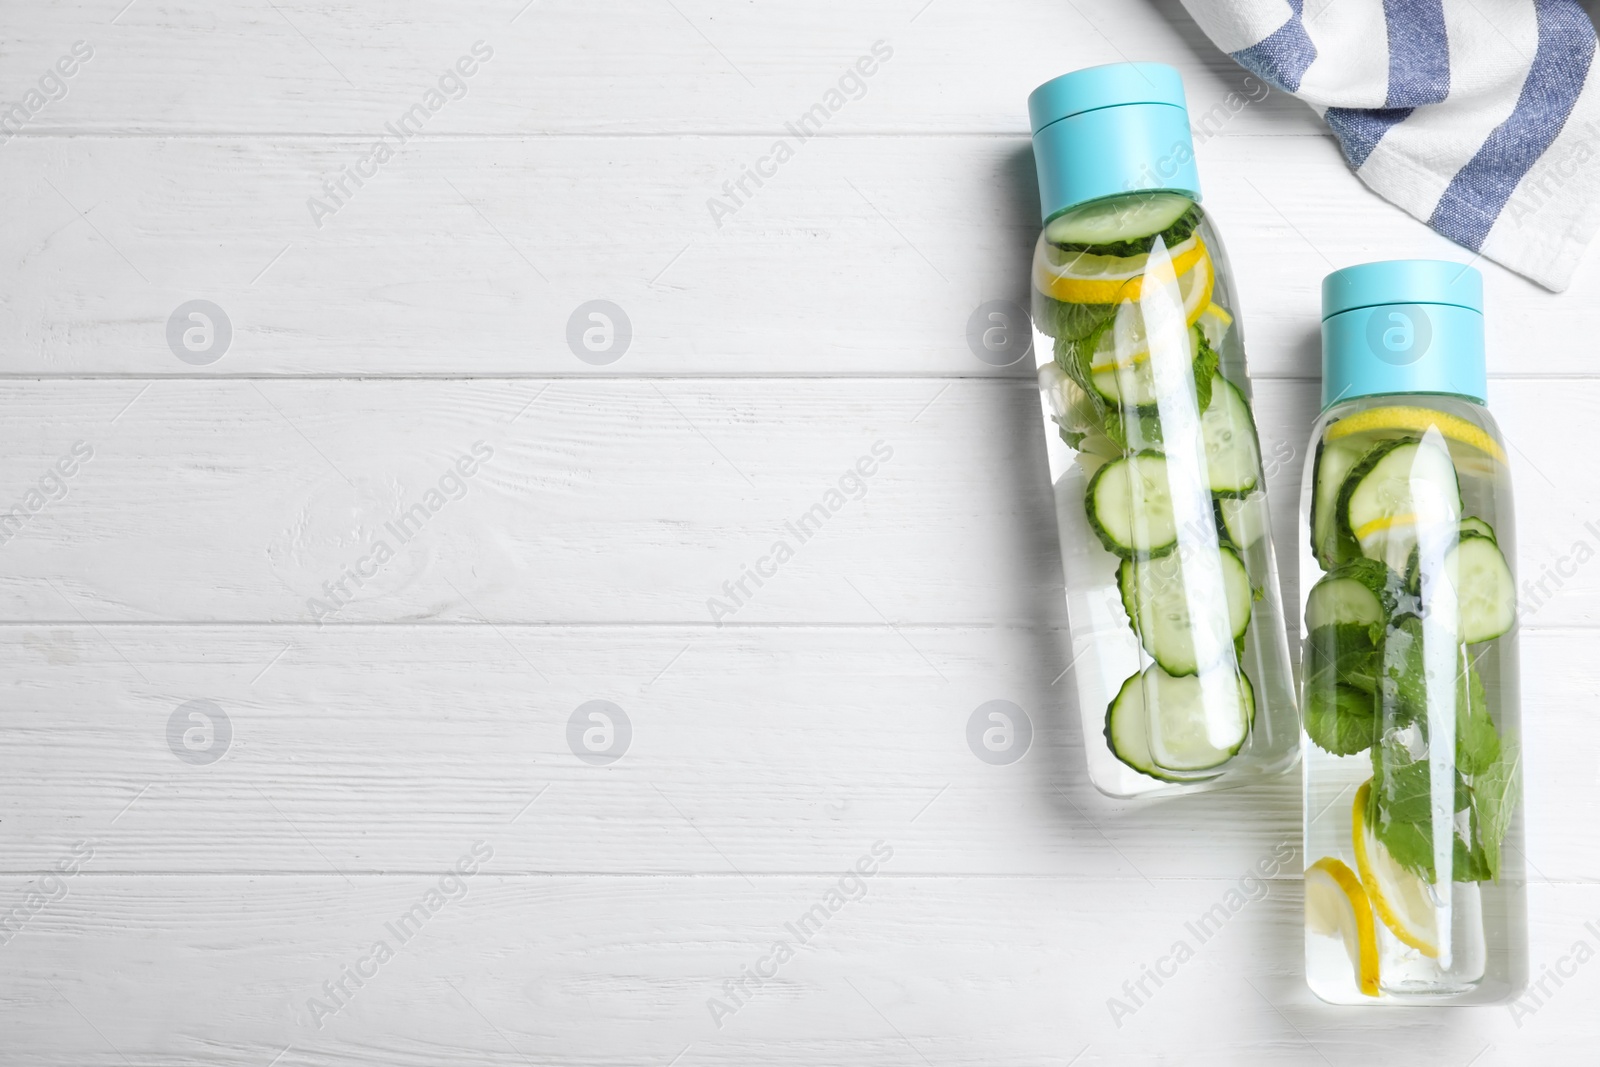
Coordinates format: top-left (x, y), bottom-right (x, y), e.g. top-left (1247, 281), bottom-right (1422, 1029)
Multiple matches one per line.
top-left (1, 0), bottom-right (1594, 1062)
top-left (0, 623), bottom-right (1590, 879)
top-left (1, 876), bottom-right (1596, 1066)
top-left (0, 378), bottom-right (1595, 625)
top-left (4, 0), bottom-right (1318, 136)
top-left (2, 132), bottom-right (1597, 378)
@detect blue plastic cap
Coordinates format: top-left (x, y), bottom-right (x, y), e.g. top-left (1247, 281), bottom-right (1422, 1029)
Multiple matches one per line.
top-left (1320, 260), bottom-right (1488, 408)
top-left (1322, 259), bottom-right (1484, 319)
top-left (1028, 63), bottom-right (1189, 133)
top-left (1028, 63), bottom-right (1201, 224)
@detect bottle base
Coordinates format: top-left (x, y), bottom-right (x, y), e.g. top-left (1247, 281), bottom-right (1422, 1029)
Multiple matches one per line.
top-left (1307, 980), bottom-right (1522, 1007)
top-left (1088, 745), bottom-right (1300, 800)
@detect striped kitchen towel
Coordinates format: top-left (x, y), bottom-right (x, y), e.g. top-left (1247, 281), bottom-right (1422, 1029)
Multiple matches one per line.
top-left (1178, 0), bottom-right (1600, 291)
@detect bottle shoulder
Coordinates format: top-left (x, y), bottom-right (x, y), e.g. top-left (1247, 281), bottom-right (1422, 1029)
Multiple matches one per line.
top-left (1313, 394), bottom-right (1504, 446)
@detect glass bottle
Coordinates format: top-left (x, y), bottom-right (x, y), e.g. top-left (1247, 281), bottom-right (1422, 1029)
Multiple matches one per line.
top-left (1300, 260), bottom-right (1526, 1003)
top-left (1026, 63), bottom-right (1298, 797)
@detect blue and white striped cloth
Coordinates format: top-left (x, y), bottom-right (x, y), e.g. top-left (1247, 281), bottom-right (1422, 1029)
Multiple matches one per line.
top-left (1179, 0), bottom-right (1600, 290)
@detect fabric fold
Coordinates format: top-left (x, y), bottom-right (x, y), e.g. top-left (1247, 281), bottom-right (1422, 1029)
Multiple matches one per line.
top-left (1178, 0), bottom-right (1600, 290)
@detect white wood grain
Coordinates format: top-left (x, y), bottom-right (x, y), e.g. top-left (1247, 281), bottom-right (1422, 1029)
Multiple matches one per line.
top-left (0, 378), bottom-right (1595, 626)
top-left (1, 0), bottom-right (1591, 1060)
top-left (3, 0), bottom-right (1316, 137)
top-left (0, 874), bottom-right (1593, 1066)
top-left (0, 623), bottom-right (1588, 879)
top-left (5, 621), bottom-right (1285, 879)
top-left (2, 132), bottom-right (1596, 377)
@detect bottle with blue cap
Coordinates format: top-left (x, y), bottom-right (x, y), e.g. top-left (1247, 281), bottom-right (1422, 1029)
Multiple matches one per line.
top-left (1301, 260), bottom-right (1525, 1004)
top-left (1026, 63), bottom-right (1298, 797)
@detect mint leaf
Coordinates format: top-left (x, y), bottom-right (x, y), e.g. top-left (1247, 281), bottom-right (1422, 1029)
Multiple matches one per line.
top-left (1304, 624), bottom-right (1382, 756)
top-left (1058, 427), bottom-right (1088, 449)
top-left (1363, 617), bottom-right (1517, 884)
top-left (1373, 814), bottom-right (1435, 880)
top-left (1305, 683), bottom-right (1376, 756)
top-left (1055, 313), bottom-right (1115, 392)
top-left (1379, 812), bottom-right (1491, 884)
top-left (1368, 738), bottom-right (1474, 883)
top-left (1378, 614), bottom-right (1430, 727)
top-left (1378, 616), bottom-right (1488, 743)
top-left (1370, 741), bottom-right (1470, 824)
top-left (1453, 835), bottom-right (1493, 882)
top-left (1103, 407), bottom-right (1163, 452)
top-left (1472, 740), bottom-right (1520, 882)
top-left (1371, 742), bottom-right (1429, 824)
top-left (1307, 623), bottom-right (1381, 695)
top-left (1035, 293), bottom-right (1114, 342)
top-left (1374, 823), bottom-right (1488, 885)
top-left (1455, 664), bottom-right (1500, 776)
top-left (1191, 332), bottom-right (1218, 415)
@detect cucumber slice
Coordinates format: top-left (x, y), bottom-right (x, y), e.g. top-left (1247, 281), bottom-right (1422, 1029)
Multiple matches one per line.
top-left (1105, 665), bottom-right (1253, 778)
top-left (1104, 672), bottom-right (1194, 783)
top-left (1088, 325), bottom-right (1218, 410)
top-left (1338, 437), bottom-right (1461, 573)
top-left (1445, 533), bottom-right (1516, 643)
top-left (1088, 328), bottom-right (1186, 408)
top-left (1199, 376), bottom-right (1261, 495)
top-left (1403, 527), bottom-right (1515, 643)
top-left (1106, 664), bottom-right (1253, 774)
top-left (1459, 516), bottom-right (1497, 542)
top-left (1086, 452), bottom-right (1178, 559)
top-left (1217, 492), bottom-right (1268, 549)
top-left (1307, 576), bottom-right (1384, 631)
top-left (1089, 358), bottom-right (1152, 409)
top-left (1305, 558), bottom-right (1403, 632)
top-left (1310, 439), bottom-right (1364, 569)
top-left (1046, 193), bottom-right (1196, 251)
top-left (1148, 665), bottom-right (1254, 771)
top-left (1118, 547), bottom-right (1252, 676)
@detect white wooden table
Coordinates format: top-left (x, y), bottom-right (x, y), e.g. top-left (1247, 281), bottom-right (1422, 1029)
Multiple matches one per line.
top-left (3, 1), bottom-right (1596, 1063)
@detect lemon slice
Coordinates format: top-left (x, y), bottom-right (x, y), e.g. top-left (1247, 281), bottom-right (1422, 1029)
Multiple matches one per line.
top-left (1036, 235), bottom-right (1208, 305)
top-left (1351, 511), bottom-right (1419, 542)
top-left (1326, 407), bottom-right (1507, 465)
top-left (1352, 781), bottom-right (1440, 958)
top-left (1306, 856), bottom-right (1381, 997)
top-left (1175, 245), bottom-right (1214, 324)
top-left (1195, 302), bottom-right (1232, 349)
top-left (1083, 273), bottom-right (1218, 375)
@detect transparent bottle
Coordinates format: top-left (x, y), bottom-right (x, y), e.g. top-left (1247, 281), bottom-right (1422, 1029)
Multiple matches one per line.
top-left (1300, 261), bottom-right (1526, 1004)
top-left (1025, 64), bottom-right (1298, 797)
